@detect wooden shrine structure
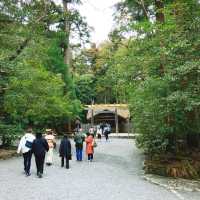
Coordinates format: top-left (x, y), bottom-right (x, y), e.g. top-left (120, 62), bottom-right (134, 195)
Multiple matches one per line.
top-left (86, 104), bottom-right (131, 133)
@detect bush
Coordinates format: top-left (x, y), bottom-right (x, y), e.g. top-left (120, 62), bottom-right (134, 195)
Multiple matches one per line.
top-left (0, 121), bottom-right (22, 147)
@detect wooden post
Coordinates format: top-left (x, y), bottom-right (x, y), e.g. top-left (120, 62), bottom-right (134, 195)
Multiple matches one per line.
top-left (128, 118), bottom-right (130, 138)
top-left (91, 108), bottom-right (94, 127)
top-left (115, 108), bottom-right (119, 136)
top-left (68, 120), bottom-right (71, 135)
top-left (63, 0), bottom-right (71, 67)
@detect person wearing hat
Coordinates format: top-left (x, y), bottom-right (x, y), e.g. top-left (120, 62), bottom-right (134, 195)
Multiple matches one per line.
top-left (32, 132), bottom-right (49, 178)
top-left (45, 129), bottom-right (56, 166)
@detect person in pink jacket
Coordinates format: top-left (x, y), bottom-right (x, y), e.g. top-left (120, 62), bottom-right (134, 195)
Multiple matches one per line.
top-left (85, 133), bottom-right (94, 162)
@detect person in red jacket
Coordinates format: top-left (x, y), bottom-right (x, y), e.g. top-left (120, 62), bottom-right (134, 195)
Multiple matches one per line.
top-left (85, 133), bottom-right (94, 162)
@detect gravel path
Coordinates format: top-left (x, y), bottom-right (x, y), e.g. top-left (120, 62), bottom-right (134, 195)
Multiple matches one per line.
top-left (0, 139), bottom-right (198, 200)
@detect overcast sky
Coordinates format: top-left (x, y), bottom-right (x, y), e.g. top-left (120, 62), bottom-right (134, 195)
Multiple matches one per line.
top-left (55, 0), bottom-right (120, 45)
top-left (78, 0), bottom-right (120, 44)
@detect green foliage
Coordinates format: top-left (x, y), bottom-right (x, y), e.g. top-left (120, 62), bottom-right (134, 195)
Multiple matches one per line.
top-left (4, 63), bottom-right (71, 127)
top-left (72, 0), bottom-right (200, 155)
top-left (0, 0), bottom-right (88, 145)
top-left (73, 41), bottom-right (123, 103)
top-left (111, 0), bottom-right (200, 154)
top-left (2, 0), bottom-right (200, 154)
top-left (74, 74), bottom-right (96, 104)
top-left (0, 122), bottom-right (23, 147)
top-left (45, 38), bottom-right (66, 75)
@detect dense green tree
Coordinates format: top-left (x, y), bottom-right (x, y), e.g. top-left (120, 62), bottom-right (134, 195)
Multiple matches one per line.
top-left (72, 0), bottom-right (200, 155)
top-left (111, 0), bottom-right (200, 154)
top-left (74, 74), bottom-right (96, 105)
top-left (73, 41), bottom-right (120, 104)
top-left (0, 0), bottom-right (89, 145)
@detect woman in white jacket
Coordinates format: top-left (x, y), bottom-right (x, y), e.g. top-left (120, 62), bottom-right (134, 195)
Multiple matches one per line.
top-left (17, 128), bottom-right (35, 176)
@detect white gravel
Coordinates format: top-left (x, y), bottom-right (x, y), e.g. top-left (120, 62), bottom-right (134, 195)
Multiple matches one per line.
top-left (0, 139), bottom-right (197, 200)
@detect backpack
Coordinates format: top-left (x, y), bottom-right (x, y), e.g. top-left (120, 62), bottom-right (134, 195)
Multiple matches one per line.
top-left (25, 140), bottom-right (33, 149)
top-left (75, 134), bottom-right (83, 144)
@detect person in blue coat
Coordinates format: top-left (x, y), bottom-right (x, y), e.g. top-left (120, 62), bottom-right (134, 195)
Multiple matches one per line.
top-left (59, 135), bottom-right (72, 169)
top-left (32, 132), bottom-right (49, 178)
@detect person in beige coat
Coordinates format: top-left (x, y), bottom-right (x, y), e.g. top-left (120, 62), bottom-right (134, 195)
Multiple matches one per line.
top-left (45, 129), bottom-right (56, 166)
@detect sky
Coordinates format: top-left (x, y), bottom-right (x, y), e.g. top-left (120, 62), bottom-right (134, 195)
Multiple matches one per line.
top-left (78, 0), bottom-right (120, 44)
top-left (55, 0), bottom-right (120, 45)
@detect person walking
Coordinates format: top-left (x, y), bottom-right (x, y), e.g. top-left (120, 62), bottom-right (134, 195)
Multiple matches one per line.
top-left (59, 135), bottom-right (72, 169)
top-left (97, 125), bottom-right (102, 139)
top-left (103, 126), bottom-right (109, 141)
top-left (45, 129), bottom-right (56, 166)
top-left (85, 133), bottom-right (94, 162)
top-left (32, 132), bottom-right (49, 178)
top-left (100, 123), bottom-right (104, 135)
top-left (104, 123), bottom-right (111, 141)
top-left (89, 126), bottom-right (94, 135)
top-left (74, 131), bottom-right (85, 161)
top-left (75, 118), bottom-right (81, 132)
top-left (17, 128), bottom-right (35, 176)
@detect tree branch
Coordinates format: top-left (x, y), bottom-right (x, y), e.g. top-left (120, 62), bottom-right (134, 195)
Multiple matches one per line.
top-left (8, 1), bottom-right (50, 62)
top-left (8, 38), bottom-right (30, 61)
top-left (135, 0), bottom-right (149, 20)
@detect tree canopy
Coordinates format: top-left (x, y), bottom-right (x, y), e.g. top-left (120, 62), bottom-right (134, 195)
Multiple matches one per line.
top-left (72, 0), bottom-right (200, 155)
top-left (0, 0), bottom-right (88, 145)
top-left (1, 0), bottom-right (200, 155)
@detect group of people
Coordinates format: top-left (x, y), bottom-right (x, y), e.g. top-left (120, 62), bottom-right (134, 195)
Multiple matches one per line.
top-left (74, 130), bottom-right (96, 162)
top-left (17, 128), bottom-right (96, 178)
top-left (89, 123), bottom-right (111, 141)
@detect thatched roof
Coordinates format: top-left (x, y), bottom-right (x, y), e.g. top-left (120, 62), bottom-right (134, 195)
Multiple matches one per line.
top-left (86, 104), bottom-right (130, 120)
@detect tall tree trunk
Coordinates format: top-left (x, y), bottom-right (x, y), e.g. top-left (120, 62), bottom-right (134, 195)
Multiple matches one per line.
top-left (62, 0), bottom-right (72, 67)
top-left (137, 0), bottom-right (149, 20)
top-left (62, 0), bottom-right (73, 129)
top-left (155, 0), bottom-right (165, 75)
top-left (155, 0), bottom-right (165, 23)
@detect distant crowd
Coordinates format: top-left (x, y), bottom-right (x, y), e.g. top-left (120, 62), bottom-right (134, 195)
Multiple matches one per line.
top-left (17, 123), bottom-right (111, 178)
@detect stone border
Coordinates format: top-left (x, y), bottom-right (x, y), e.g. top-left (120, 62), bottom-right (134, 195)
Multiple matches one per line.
top-left (143, 174), bottom-right (200, 192)
top-left (0, 149), bottom-right (19, 160)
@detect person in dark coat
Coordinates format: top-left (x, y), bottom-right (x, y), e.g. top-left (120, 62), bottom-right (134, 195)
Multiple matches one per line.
top-left (103, 123), bottom-right (111, 141)
top-left (32, 132), bottom-right (49, 178)
top-left (59, 135), bottom-right (71, 169)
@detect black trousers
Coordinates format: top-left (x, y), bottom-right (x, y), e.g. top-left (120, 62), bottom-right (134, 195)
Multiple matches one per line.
top-left (97, 134), bottom-right (101, 139)
top-left (88, 153), bottom-right (93, 161)
top-left (61, 157), bottom-right (69, 169)
top-left (35, 153), bottom-right (45, 174)
top-left (105, 133), bottom-right (109, 140)
top-left (23, 150), bottom-right (32, 173)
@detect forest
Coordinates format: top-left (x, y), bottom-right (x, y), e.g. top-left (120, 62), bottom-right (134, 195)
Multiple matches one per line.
top-left (0, 0), bottom-right (200, 177)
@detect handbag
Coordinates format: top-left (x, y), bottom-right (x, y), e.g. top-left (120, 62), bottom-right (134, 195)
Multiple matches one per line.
top-left (25, 140), bottom-right (33, 149)
top-left (68, 154), bottom-right (72, 160)
top-left (92, 140), bottom-right (97, 148)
